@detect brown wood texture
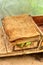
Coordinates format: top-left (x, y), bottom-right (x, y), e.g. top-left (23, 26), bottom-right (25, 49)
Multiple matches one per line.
top-left (39, 26), bottom-right (43, 32)
top-left (32, 16), bottom-right (43, 26)
top-left (32, 16), bottom-right (43, 33)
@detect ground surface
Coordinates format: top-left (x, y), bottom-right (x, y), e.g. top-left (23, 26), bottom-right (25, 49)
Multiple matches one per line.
top-left (0, 53), bottom-right (43, 65)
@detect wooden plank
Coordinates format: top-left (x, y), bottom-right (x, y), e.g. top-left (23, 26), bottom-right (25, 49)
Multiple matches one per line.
top-left (0, 28), bottom-right (7, 54)
top-left (0, 49), bottom-right (43, 57)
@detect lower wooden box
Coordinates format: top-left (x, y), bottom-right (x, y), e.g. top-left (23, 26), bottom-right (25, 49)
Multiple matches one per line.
top-left (0, 16), bottom-right (43, 57)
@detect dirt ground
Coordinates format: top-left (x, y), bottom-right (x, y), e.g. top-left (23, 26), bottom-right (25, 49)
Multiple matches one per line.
top-left (0, 53), bottom-right (43, 65)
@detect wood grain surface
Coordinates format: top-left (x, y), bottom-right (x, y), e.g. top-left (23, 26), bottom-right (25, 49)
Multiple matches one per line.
top-left (32, 16), bottom-right (43, 26)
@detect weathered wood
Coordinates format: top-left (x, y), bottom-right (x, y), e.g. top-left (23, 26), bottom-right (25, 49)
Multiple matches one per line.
top-left (0, 15), bottom-right (43, 57)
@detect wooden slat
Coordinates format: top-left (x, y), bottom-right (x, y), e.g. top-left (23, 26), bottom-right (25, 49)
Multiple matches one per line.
top-left (0, 28), bottom-right (7, 54)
